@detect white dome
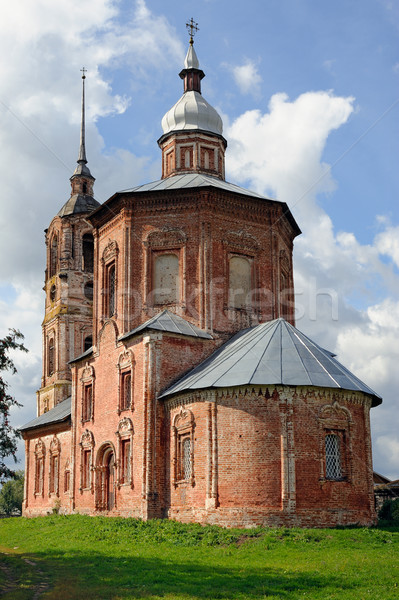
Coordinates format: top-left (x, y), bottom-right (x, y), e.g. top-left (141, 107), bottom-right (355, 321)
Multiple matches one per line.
top-left (161, 90), bottom-right (223, 137)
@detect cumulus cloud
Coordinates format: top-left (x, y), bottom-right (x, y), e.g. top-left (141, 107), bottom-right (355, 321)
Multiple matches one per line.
top-left (230, 59), bottom-right (262, 98)
top-left (226, 89), bottom-right (399, 478)
top-left (0, 0), bottom-right (182, 468)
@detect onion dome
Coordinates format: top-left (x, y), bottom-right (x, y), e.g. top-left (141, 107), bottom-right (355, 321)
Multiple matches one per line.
top-left (160, 43), bottom-right (223, 138)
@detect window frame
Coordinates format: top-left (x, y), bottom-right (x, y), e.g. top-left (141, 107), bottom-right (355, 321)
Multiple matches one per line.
top-left (172, 407), bottom-right (195, 487)
top-left (117, 417), bottom-right (134, 488)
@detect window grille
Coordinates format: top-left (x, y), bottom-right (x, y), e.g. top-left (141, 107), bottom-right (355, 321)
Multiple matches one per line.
top-left (183, 437), bottom-right (191, 479)
top-left (121, 372), bottom-right (131, 410)
top-left (108, 264), bottom-right (116, 316)
top-left (325, 433), bottom-right (342, 479)
top-left (83, 385), bottom-right (93, 421)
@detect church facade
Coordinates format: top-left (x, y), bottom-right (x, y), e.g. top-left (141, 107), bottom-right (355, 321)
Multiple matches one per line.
top-left (21, 35), bottom-right (381, 528)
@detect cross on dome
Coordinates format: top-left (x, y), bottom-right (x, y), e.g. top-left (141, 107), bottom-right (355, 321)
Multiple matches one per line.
top-left (186, 18), bottom-right (199, 45)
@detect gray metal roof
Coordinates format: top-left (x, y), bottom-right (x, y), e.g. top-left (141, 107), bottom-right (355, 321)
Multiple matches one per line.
top-left (57, 194), bottom-right (100, 217)
top-left (159, 318), bottom-right (382, 406)
top-left (19, 397), bottom-right (72, 433)
top-left (119, 309), bottom-right (212, 341)
top-left (118, 173), bottom-right (268, 199)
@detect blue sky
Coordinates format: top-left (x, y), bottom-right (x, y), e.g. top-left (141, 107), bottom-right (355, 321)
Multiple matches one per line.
top-left (0, 0), bottom-right (398, 478)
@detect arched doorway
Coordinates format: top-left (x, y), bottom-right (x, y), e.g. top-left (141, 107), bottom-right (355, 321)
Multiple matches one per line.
top-left (96, 444), bottom-right (116, 511)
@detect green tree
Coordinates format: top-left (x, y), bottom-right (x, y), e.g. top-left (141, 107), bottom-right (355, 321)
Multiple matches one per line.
top-left (0, 470), bottom-right (24, 515)
top-left (0, 329), bottom-right (28, 481)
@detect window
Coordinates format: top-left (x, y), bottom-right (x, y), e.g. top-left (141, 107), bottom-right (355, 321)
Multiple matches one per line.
top-left (120, 371), bottom-right (132, 411)
top-left (49, 454), bottom-right (59, 494)
top-left (325, 433), bottom-right (343, 480)
top-left (117, 417), bottom-right (134, 488)
top-left (106, 263), bottom-right (116, 317)
top-left (82, 384), bottom-right (93, 422)
top-left (153, 253), bottom-right (179, 305)
top-left (49, 235), bottom-right (58, 278)
top-left (84, 335), bottom-right (92, 352)
top-left (50, 284), bottom-right (56, 302)
top-left (178, 435), bottom-right (192, 480)
top-left (34, 440), bottom-right (45, 496)
top-left (82, 234), bottom-right (94, 272)
top-left (48, 337), bottom-right (55, 376)
top-left (82, 449), bottom-right (91, 489)
top-left (229, 256), bottom-right (252, 309)
top-left (84, 281), bottom-right (93, 300)
top-left (35, 455), bottom-right (44, 494)
top-left (120, 439), bottom-right (131, 484)
top-left (173, 407), bottom-right (195, 486)
top-left (64, 469), bottom-right (70, 493)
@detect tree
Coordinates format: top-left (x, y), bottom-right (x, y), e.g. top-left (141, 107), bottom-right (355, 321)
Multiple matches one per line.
top-left (0, 329), bottom-right (28, 482)
top-left (0, 470), bottom-right (24, 515)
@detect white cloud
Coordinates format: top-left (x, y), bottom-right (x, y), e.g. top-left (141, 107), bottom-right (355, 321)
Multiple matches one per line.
top-left (230, 59), bottom-right (262, 98)
top-left (226, 89), bottom-right (399, 478)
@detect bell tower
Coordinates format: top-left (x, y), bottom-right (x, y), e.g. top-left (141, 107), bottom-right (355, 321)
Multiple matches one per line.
top-left (37, 70), bottom-right (100, 416)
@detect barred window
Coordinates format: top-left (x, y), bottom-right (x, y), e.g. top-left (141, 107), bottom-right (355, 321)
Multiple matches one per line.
top-left (64, 469), bottom-right (70, 493)
top-left (120, 372), bottom-right (132, 411)
top-left (325, 433), bottom-right (342, 480)
top-left (107, 263), bottom-right (116, 317)
top-left (178, 435), bottom-right (192, 480)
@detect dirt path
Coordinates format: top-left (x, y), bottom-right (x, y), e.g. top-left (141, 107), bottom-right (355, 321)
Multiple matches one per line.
top-left (0, 551), bottom-right (51, 599)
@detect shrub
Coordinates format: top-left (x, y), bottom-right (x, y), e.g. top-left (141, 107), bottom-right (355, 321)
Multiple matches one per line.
top-left (378, 498), bottom-right (399, 523)
top-left (0, 470), bottom-right (24, 516)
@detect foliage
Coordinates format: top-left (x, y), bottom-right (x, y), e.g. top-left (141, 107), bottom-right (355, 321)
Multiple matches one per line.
top-left (0, 470), bottom-right (24, 515)
top-left (0, 328), bottom-right (27, 481)
top-left (378, 497), bottom-right (399, 523)
top-left (0, 516), bottom-right (398, 599)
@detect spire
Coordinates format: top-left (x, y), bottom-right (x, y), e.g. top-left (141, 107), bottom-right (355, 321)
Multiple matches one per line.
top-left (61, 69), bottom-right (99, 216)
top-left (72, 68), bottom-right (93, 179)
top-left (78, 67), bottom-right (87, 164)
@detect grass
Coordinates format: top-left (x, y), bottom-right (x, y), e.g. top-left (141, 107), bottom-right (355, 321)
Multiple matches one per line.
top-left (0, 515), bottom-right (398, 599)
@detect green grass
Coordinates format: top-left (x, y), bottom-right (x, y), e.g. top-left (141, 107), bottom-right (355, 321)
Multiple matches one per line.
top-left (0, 516), bottom-right (398, 599)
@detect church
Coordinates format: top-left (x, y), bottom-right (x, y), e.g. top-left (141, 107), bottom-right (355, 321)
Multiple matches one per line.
top-left (20, 25), bottom-right (381, 527)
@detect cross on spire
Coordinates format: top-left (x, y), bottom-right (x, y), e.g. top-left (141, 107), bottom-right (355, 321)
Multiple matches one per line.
top-left (186, 18), bottom-right (199, 45)
top-left (80, 66), bottom-right (87, 79)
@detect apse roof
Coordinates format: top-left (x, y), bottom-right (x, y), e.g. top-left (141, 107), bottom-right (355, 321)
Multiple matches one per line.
top-left (57, 194), bottom-right (100, 217)
top-left (159, 318), bottom-right (382, 406)
top-left (119, 309), bottom-right (212, 341)
top-left (19, 397), bottom-right (72, 433)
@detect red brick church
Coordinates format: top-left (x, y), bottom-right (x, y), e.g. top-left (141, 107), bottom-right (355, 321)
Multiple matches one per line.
top-left (21, 30), bottom-right (381, 527)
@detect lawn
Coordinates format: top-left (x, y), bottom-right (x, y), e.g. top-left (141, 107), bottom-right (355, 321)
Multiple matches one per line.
top-left (0, 515), bottom-right (398, 599)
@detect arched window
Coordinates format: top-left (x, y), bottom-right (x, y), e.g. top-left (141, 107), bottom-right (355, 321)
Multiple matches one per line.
top-left (153, 253), bottom-right (179, 305)
top-left (49, 235), bottom-right (58, 278)
top-left (48, 337), bottom-right (55, 376)
top-left (229, 256), bottom-right (252, 309)
top-left (82, 234), bottom-right (94, 273)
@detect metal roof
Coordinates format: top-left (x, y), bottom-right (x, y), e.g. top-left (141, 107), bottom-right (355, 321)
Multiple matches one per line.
top-left (69, 346), bottom-right (94, 365)
top-left (57, 194), bottom-right (100, 217)
top-left (118, 173), bottom-right (268, 199)
top-left (119, 309), bottom-right (212, 341)
top-left (19, 397), bottom-right (72, 433)
top-left (159, 318), bottom-right (382, 406)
